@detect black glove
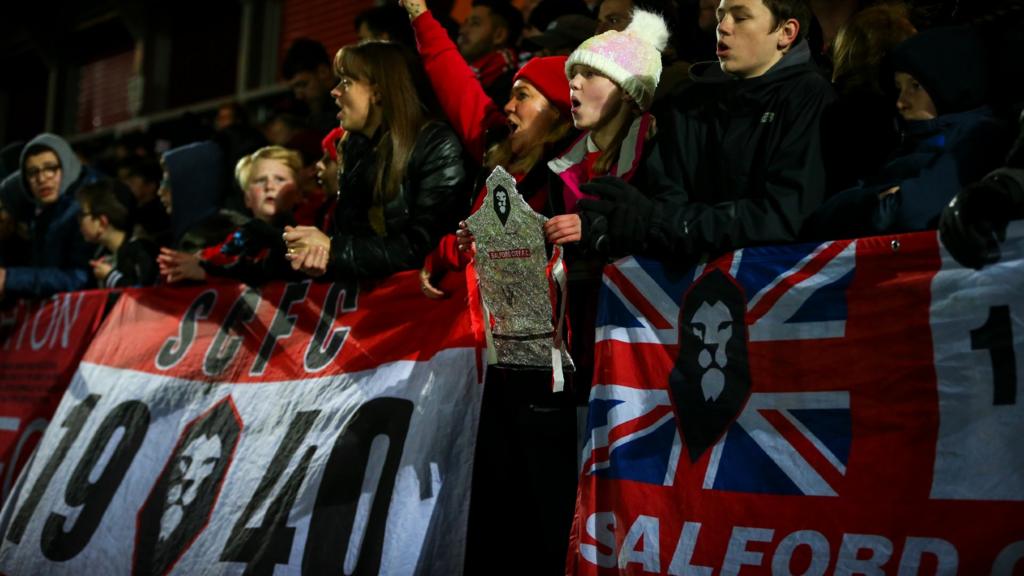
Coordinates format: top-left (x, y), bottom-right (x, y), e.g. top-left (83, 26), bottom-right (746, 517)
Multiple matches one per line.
top-left (217, 219), bottom-right (285, 261)
top-left (578, 199), bottom-right (611, 254)
top-left (939, 168), bottom-right (1024, 269)
top-left (578, 176), bottom-right (654, 256)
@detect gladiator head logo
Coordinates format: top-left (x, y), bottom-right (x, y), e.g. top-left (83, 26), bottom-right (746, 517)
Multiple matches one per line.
top-left (493, 185), bottom-right (510, 226)
top-left (669, 269), bottom-right (751, 462)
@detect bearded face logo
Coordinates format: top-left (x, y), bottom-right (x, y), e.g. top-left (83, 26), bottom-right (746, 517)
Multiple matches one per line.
top-left (134, 399), bottom-right (241, 576)
top-left (691, 300), bottom-right (733, 402)
top-left (158, 434), bottom-right (223, 542)
top-left (493, 186), bottom-right (510, 226)
top-left (669, 269), bottom-right (752, 462)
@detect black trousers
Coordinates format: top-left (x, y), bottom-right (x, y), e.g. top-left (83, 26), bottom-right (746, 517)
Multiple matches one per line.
top-left (463, 367), bottom-right (579, 575)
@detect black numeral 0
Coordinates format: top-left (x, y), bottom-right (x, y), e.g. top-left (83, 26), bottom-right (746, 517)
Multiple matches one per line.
top-left (303, 398), bottom-right (413, 575)
top-left (219, 410), bottom-right (319, 574)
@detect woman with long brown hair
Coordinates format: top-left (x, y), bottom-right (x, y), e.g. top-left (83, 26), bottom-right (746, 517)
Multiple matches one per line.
top-left (283, 41), bottom-right (469, 280)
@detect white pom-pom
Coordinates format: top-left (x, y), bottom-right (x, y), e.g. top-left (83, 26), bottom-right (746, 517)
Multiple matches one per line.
top-left (626, 9), bottom-right (670, 53)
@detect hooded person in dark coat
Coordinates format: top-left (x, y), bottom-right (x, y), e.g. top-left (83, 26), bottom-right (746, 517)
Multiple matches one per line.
top-left (0, 133), bottom-right (101, 300)
top-left (806, 25), bottom-right (1010, 238)
top-left (577, 0), bottom-right (835, 264)
top-left (159, 141), bottom-right (248, 253)
top-left (161, 141), bottom-right (223, 243)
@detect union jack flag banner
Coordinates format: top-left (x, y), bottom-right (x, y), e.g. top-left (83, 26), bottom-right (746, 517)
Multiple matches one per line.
top-left (569, 225), bottom-right (1024, 575)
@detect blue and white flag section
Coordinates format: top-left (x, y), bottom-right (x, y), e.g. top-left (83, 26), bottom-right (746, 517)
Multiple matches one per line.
top-left (570, 225), bottom-right (1024, 575)
top-left (0, 274), bottom-right (483, 575)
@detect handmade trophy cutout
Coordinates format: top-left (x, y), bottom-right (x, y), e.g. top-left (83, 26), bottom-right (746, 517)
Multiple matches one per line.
top-left (466, 166), bottom-right (573, 383)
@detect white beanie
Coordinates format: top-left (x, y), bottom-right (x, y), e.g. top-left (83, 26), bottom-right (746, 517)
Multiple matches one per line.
top-left (564, 9), bottom-right (669, 111)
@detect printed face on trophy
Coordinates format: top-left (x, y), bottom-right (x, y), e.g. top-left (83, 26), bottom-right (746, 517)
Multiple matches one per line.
top-left (493, 185), bottom-right (510, 226)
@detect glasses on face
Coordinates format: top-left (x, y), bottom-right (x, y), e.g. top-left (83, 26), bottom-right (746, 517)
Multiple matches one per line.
top-left (25, 164), bottom-right (60, 181)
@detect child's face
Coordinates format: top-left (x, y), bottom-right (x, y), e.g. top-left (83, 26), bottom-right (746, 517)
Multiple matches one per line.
top-left (316, 153), bottom-right (339, 195)
top-left (78, 202), bottom-right (104, 243)
top-left (895, 72), bottom-right (938, 121)
top-left (245, 158), bottom-right (298, 222)
top-left (568, 65), bottom-right (629, 133)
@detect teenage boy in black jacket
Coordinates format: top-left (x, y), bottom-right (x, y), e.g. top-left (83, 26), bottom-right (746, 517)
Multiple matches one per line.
top-left (579, 0), bottom-right (834, 263)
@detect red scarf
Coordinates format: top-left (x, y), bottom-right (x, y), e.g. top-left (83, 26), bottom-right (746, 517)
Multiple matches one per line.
top-left (470, 48), bottom-right (517, 90)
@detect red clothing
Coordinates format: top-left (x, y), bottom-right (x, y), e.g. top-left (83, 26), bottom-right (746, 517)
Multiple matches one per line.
top-left (471, 48), bottom-right (517, 92)
top-left (424, 172), bottom-right (552, 276)
top-left (292, 187), bottom-right (326, 227)
top-left (414, 11), bottom-right (516, 278)
top-left (412, 11), bottom-right (507, 161)
top-left (547, 113), bottom-right (654, 215)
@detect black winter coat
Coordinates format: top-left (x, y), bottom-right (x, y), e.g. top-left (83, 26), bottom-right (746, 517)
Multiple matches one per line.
top-left (328, 121), bottom-right (469, 279)
top-left (640, 41), bottom-right (835, 262)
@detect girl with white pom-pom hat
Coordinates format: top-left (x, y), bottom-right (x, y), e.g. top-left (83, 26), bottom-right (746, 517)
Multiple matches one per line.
top-left (544, 8), bottom-right (669, 246)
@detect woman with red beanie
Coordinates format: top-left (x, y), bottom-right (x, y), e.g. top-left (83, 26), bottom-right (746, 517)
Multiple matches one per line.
top-left (400, 1), bottom-right (582, 572)
top-left (400, 0), bottom-right (576, 298)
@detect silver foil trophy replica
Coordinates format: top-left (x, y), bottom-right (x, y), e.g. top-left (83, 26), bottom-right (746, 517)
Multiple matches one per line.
top-left (465, 166), bottom-right (573, 383)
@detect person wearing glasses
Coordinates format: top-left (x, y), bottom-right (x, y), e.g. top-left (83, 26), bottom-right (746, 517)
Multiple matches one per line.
top-left (0, 133), bottom-right (99, 301)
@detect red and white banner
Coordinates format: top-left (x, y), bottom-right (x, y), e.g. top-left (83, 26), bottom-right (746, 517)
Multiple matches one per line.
top-left (0, 291), bottom-right (109, 508)
top-left (570, 225), bottom-right (1024, 575)
top-left (0, 273), bottom-right (483, 575)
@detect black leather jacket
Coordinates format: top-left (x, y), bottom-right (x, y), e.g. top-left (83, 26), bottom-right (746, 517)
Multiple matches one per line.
top-left (328, 121), bottom-right (469, 279)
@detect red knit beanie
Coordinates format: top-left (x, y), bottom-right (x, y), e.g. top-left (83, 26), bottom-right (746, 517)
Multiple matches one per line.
top-left (321, 127), bottom-right (345, 161)
top-left (513, 56), bottom-right (572, 120)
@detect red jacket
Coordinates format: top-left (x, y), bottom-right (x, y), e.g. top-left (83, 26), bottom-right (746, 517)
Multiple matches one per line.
top-left (412, 11), bottom-right (507, 162)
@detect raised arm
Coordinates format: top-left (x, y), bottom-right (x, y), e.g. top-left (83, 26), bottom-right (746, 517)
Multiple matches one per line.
top-left (402, 0), bottom-right (506, 161)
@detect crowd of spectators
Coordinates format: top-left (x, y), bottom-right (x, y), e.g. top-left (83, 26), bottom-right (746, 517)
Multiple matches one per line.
top-left (1, 0), bottom-right (1022, 572)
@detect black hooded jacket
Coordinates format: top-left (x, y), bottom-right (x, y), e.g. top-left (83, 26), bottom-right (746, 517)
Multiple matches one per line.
top-left (806, 25), bottom-right (1009, 238)
top-left (639, 40), bottom-right (835, 262)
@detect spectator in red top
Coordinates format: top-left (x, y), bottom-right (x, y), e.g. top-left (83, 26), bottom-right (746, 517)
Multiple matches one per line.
top-left (403, 1), bottom-right (580, 570)
top-left (401, 0), bottom-right (574, 297)
top-left (459, 0), bottom-right (524, 105)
